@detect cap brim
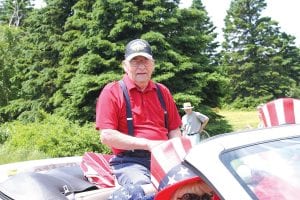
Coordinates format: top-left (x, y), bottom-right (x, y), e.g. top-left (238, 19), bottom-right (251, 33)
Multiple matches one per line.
top-left (155, 177), bottom-right (200, 200)
top-left (125, 52), bottom-right (153, 61)
top-left (181, 107), bottom-right (194, 109)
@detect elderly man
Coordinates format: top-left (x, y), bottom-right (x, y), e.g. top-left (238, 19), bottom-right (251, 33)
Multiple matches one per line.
top-left (95, 39), bottom-right (182, 188)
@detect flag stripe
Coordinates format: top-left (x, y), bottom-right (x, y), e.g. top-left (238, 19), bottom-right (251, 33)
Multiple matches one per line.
top-left (80, 152), bottom-right (115, 188)
top-left (267, 101), bottom-right (279, 126)
top-left (259, 98), bottom-right (300, 127)
top-left (259, 108), bottom-right (267, 127)
top-left (262, 104), bottom-right (271, 127)
top-left (275, 98), bottom-right (285, 125)
top-left (283, 98), bottom-right (295, 124)
top-left (294, 100), bottom-right (300, 123)
top-left (150, 137), bottom-right (192, 189)
top-left (150, 153), bottom-right (166, 189)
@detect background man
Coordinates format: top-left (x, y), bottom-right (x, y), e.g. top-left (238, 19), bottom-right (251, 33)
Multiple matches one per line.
top-left (181, 102), bottom-right (209, 145)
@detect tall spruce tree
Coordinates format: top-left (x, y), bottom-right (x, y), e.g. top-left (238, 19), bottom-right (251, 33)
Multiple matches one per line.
top-left (0, 0), bottom-right (78, 121)
top-left (54, 0), bottom-right (222, 123)
top-left (221, 0), bottom-right (300, 107)
top-left (0, 26), bottom-right (23, 110)
top-left (51, 0), bottom-right (100, 122)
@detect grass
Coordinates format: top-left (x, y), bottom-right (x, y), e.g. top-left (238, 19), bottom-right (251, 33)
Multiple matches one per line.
top-left (218, 110), bottom-right (260, 131)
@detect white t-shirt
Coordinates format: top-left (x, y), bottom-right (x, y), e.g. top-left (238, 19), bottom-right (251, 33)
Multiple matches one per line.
top-left (182, 111), bottom-right (209, 145)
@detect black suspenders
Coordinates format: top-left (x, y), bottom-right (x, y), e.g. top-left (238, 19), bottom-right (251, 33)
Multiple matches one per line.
top-left (119, 80), bottom-right (134, 136)
top-left (156, 84), bottom-right (169, 129)
top-left (118, 80), bottom-right (168, 136)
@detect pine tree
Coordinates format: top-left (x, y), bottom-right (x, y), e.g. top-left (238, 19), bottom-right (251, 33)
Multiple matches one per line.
top-left (0, 25), bottom-right (22, 109)
top-left (54, 0), bottom-right (221, 123)
top-left (0, 0), bottom-right (78, 121)
top-left (221, 0), bottom-right (300, 107)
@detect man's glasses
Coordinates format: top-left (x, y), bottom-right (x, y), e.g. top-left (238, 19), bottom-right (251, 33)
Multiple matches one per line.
top-left (177, 193), bottom-right (212, 200)
top-left (129, 59), bottom-right (153, 68)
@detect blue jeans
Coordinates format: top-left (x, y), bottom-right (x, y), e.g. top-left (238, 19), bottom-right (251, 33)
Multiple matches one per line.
top-left (110, 154), bottom-right (151, 185)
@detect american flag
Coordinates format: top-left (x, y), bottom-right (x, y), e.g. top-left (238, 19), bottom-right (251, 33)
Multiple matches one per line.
top-left (150, 137), bottom-right (193, 190)
top-left (258, 98), bottom-right (300, 127)
top-left (80, 152), bottom-right (115, 188)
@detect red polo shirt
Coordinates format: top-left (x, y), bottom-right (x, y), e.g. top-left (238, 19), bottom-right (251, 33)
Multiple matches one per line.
top-left (96, 75), bottom-right (181, 154)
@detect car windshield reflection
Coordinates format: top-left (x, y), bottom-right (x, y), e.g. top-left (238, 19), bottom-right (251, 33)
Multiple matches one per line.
top-left (222, 136), bottom-right (300, 200)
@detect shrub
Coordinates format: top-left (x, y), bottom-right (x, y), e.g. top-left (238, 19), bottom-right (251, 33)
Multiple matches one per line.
top-left (1, 112), bottom-right (110, 162)
top-left (0, 146), bottom-right (48, 164)
top-left (0, 126), bottom-right (9, 144)
top-left (231, 96), bottom-right (271, 109)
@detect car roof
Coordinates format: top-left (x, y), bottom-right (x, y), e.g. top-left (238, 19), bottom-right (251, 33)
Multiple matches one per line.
top-left (201, 124), bottom-right (300, 150)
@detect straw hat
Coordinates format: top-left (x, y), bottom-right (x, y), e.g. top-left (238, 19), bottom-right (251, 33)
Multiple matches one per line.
top-left (181, 102), bottom-right (194, 110)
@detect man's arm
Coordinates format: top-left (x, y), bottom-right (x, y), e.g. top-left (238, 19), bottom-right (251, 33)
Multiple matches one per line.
top-left (200, 118), bottom-right (209, 132)
top-left (168, 127), bottom-right (182, 138)
top-left (181, 124), bottom-right (187, 136)
top-left (100, 129), bottom-right (165, 151)
top-left (195, 112), bottom-right (209, 133)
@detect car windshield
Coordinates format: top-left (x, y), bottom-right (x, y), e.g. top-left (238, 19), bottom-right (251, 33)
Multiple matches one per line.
top-left (221, 136), bottom-right (300, 200)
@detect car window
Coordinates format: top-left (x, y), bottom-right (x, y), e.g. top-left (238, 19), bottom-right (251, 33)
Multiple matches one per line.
top-left (221, 136), bottom-right (300, 200)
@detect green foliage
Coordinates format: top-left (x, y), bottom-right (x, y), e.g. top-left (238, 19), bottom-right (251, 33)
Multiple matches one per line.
top-left (0, 99), bottom-right (45, 123)
top-left (0, 146), bottom-right (48, 164)
top-left (0, 0), bottom-right (226, 126)
top-left (1, 112), bottom-right (110, 160)
top-left (0, 0), bottom-right (80, 122)
top-left (46, 0), bottom-right (222, 124)
top-left (230, 96), bottom-right (270, 109)
top-left (192, 106), bottom-right (233, 135)
top-left (0, 0), bottom-right (33, 26)
top-left (0, 127), bottom-right (9, 144)
top-left (0, 25), bottom-right (23, 108)
top-left (221, 0), bottom-right (300, 107)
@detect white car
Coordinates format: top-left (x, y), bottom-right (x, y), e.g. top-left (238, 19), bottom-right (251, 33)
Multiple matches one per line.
top-left (1, 124), bottom-right (300, 200)
top-left (186, 124), bottom-right (300, 200)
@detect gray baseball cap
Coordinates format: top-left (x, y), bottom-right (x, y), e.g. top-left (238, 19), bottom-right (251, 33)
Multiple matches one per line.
top-left (125, 39), bottom-right (153, 61)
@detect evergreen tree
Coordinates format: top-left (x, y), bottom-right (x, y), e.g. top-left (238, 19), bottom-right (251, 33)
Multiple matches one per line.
top-left (0, 0), bottom-right (77, 121)
top-left (176, 0), bottom-right (222, 107)
top-left (54, 0), bottom-right (222, 123)
top-left (0, 25), bottom-right (22, 109)
top-left (221, 0), bottom-right (300, 107)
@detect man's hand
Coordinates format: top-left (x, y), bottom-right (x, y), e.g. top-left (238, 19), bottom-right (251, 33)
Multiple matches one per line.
top-left (147, 140), bottom-right (165, 151)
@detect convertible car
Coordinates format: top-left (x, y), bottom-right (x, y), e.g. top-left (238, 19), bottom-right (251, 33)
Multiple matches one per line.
top-left (1, 124), bottom-right (300, 200)
top-left (185, 123), bottom-right (300, 200)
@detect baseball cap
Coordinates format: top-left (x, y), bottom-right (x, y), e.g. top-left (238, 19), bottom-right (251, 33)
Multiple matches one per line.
top-left (125, 39), bottom-right (153, 61)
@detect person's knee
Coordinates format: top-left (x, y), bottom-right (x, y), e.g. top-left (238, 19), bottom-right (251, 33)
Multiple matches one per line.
top-left (111, 158), bottom-right (151, 185)
top-left (116, 170), bottom-right (151, 185)
top-left (134, 178), bottom-right (151, 185)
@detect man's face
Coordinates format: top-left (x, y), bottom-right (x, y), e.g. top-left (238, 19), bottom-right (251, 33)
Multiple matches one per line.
top-left (124, 56), bottom-right (154, 86)
top-left (184, 108), bottom-right (193, 114)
